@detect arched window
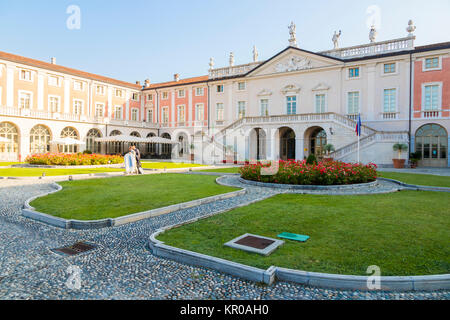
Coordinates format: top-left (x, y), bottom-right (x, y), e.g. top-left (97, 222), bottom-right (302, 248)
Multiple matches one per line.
top-left (161, 133), bottom-right (172, 157)
top-left (178, 134), bottom-right (189, 156)
top-left (30, 125), bottom-right (51, 154)
top-left (130, 131), bottom-right (141, 148)
top-left (0, 122), bottom-right (19, 161)
top-left (109, 130), bottom-right (122, 154)
top-left (147, 132), bottom-right (156, 154)
top-left (86, 129), bottom-right (102, 154)
top-left (311, 128), bottom-right (327, 157)
top-left (415, 124), bottom-right (448, 166)
top-left (60, 127), bottom-right (79, 153)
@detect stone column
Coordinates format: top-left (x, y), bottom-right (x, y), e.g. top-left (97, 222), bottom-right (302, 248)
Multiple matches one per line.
top-left (296, 138), bottom-right (304, 160)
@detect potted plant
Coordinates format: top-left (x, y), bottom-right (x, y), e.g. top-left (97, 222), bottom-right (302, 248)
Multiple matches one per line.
top-left (323, 144), bottom-right (335, 162)
top-left (190, 144), bottom-right (195, 161)
top-left (392, 143), bottom-right (408, 168)
top-left (409, 151), bottom-right (421, 169)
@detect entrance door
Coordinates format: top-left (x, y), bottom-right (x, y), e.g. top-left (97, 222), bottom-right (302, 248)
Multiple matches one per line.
top-left (280, 128), bottom-right (296, 160)
top-left (415, 124), bottom-right (448, 167)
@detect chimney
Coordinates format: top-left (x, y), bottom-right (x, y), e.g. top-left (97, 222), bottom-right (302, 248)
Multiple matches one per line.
top-left (144, 79), bottom-right (150, 88)
top-left (136, 81), bottom-right (141, 86)
top-left (174, 73), bottom-right (180, 82)
top-left (50, 57), bottom-right (56, 65)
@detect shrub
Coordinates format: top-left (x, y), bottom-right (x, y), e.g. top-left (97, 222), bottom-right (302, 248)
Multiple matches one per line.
top-left (306, 154), bottom-right (318, 165)
top-left (83, 150), bottom-right (92, 155)
top-left (240, 160), bottom-right (377, 186)
top-left (25, 153), bottom-right (123, 166)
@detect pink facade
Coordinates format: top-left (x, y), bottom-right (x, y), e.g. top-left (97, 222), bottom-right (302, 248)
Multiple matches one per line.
top-left (414, 56), bottom-right (450, 118)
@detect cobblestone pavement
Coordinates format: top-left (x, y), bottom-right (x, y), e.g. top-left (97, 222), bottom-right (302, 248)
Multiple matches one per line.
top-left (0, 176), bottom-right (448, 300)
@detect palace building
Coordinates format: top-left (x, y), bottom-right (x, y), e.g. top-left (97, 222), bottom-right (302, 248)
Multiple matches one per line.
top-left (0, 20), bottom-right (449, 167)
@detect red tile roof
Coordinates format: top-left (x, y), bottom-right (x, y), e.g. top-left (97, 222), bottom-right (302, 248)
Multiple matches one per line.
top-left (145, 75), bottom-right (209, 90)
top-left (0, 50), bottom-right (142, 90)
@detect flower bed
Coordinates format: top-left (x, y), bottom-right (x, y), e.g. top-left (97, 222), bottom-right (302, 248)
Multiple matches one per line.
top-left (25, 153), bottom-right (123, 166)
top-left (239, 160), bottom-right (377, 186)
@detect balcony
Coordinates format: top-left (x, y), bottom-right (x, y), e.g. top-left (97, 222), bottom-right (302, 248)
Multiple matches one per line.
top-left (422, 110), bottom-right (441, 119)
top-left (381, 112), bottom-right (398, 120)
top-left (320, 36), bottom-right (415, 59)
top-left (0, 106), bottom-right (159, 129)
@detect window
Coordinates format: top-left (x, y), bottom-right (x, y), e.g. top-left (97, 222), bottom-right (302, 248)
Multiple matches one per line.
top-left (178, 89), bottom-right (185, 98)
top-left (238, 82), bottom-right (246, 91)
top-left (30, 125), bottom-right (51, 154)
top-left (162, 107), bottom-right (169, 124)
top-left (217, 85), bottom-right (224, 93)
top-left (147, 109), bottom-right (153, 123)
top-left (73, 100), bottom-right (83, 115)
top-left (348, 67), bottom-right (360, 78)
top-left (423, 84), bottom-right (440, 110)
top-left (20, 69), bottom-right (32, 81)
top-left (95, 103), bottom-right (104, 117)
top-left (74, 81), bottom-right (83, 91)
top-left (286, 96), bottom-right (296, 115)
top-left (196, 104), bottom-right (204, 121)
top-left (162, 92), bottom-right (168, 100)
top-left (131, 108), bottom-right (139, 121)
top-left (114, 106), bottom-right (122, 119)
top-left (384, 63), bottom-right (396, 74)
top-left (48, 75), bottom-right (60, 87)
top-left (196, 87), bottom-right (204, 96)
top-left (315, 94), bottom-right (326, 113)
top-left (216, 103), bottom-right (224, 121)
top-left (237, 101), bottom-right (246, 119)
top-left (115, 89), bottom-right (123, 98)
top-left (96, 85), bottom-right (105, 95)
top-left (424, 57), bottom-right (440, 70)
top-left (132, 93), bottom-right (139, 101)
top-left (260, 99), bottom-right (269, 116)
top-left (49, 96), bottom-right (60, 112)
top-left (383, 89), bottom-right (397, 112)
top-left (147, 94), bottom-right (153, 101)
top-left (177, 105), bottom-right (185, 122)
top-left (347, 92), bottom-right (360, 114)
top-left (19, 92), bottom-right (31, 109)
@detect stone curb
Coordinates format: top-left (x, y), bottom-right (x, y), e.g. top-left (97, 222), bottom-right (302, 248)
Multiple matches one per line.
top-left (239, 177), bottom-right (379, 190)
top-left (149, 231), bottom-right (450, 291)
top-left (21, 176), bottom-right (245, 230)
top-left (378, 177), bottom-right (450, 193)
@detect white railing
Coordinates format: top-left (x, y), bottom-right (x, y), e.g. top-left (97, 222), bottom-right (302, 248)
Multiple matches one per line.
top-left (0, 106), bottom-right (159, 129)
top-left (422, 110), bottom-right (441, 118)
top-left (332, 131), bottom-right (409, 160)
top-left (209, 62), bottom-right (261, 79)
top-left (382, 112), bottom-right (398, 120)
top-left (320, 37), bottom-right (415, 59)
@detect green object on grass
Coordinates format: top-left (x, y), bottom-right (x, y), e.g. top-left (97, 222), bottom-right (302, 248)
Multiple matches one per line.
top-left (278, 232), bottom-right (309, 242)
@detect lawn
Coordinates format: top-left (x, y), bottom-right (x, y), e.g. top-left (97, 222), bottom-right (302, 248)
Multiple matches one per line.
top-left (0, 162), bottom-right (23, 167)
top-left (31, 174), bottom-right (239, 220)
top-left (158, 191), bottom-right (450, 276)
top-left (198, 167), bottom-right (242, 173)
top-left (0, 167), bottom-right (124, 177)
top-left (141, 161), bottom-right (206, 169)
top-left (378, 172), bottom-right (450, 188)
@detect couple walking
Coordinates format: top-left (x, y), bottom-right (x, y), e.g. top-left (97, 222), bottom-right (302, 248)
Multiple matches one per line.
top-left (124, 145), bottom-right (143, 175)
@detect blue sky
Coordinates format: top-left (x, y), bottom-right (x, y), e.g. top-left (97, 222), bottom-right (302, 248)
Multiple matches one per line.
top-left (1, 0), bottom-right (449, 84)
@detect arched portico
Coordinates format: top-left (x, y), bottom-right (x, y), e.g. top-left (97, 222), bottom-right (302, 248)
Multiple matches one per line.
top-left (0, 122), bottom-right (20, 161)
top-left (249, 128), bottom-right (267, 160)
top-left (279, 126), bottom-right (296, 161)
top-left (304, 126), bottom-right (327, 159)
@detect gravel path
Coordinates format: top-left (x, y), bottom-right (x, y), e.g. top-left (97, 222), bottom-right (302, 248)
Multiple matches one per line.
top-left (0, 176), bottom-right (448, 300)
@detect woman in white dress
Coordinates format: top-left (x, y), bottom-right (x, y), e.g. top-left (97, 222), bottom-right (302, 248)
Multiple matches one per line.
top-left (124, 147), bottom-right (137, 174)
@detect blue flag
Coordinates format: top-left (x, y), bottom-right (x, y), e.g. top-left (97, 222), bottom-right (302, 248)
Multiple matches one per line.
top-left (355, 113), bottom-right (362, 136)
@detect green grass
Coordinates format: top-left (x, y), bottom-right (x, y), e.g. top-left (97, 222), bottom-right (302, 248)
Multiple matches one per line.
top-left (0, 167), bottom-right (124, 177)
top-left (379, 172), bottom-right (450, 188)
top-left (141, 162), bottom-right (206, 169)
top-left (158, 191), bottom-right (450, 276)
top-left (198, 167), bottom-right (242, 173)
top-left (31, 174), bottom-right (238, 220)
top-left (0, 162), bottom-right (23, 166)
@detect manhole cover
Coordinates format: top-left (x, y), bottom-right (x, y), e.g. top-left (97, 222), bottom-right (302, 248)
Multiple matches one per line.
top-left (235, 235), bottom-right (275, 249)
top-left (52, 241), bottom-right (96, 256)
top-left (224, 233), bottom-right (284, 256)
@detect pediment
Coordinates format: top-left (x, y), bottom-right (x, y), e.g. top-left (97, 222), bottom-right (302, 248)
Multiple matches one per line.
top-left (247, 47), bottom-right (342, 77)
top-left (281, 84), bottom-right (301, 94)
top-left (257, 89), bottom-right (273, 96)
top-left (312, 83), bottom-right (330, 91)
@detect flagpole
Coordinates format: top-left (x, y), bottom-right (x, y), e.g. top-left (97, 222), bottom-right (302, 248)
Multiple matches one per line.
top-left (357, 132), bottom-right (360, 164)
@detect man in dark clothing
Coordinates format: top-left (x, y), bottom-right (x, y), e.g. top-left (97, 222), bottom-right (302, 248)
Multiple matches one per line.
top-left (132, 145), bottom-right (143, 174)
